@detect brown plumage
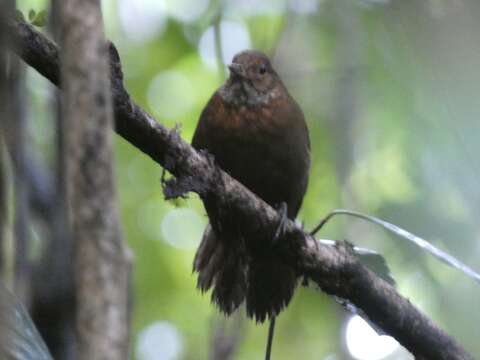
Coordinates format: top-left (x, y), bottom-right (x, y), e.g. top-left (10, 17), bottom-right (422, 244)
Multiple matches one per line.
top-left (192, 50), bottom-right (310, 322)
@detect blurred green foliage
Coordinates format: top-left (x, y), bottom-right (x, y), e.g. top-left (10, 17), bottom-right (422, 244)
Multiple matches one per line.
top-left (16, 0), bottom-right (480, 359)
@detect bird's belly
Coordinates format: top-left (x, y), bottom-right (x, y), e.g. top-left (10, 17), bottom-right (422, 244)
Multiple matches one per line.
top-left (211, 134), bottom-right (301, 216)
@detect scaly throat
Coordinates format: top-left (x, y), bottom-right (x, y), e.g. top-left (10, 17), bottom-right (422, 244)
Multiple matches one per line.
top-left (219, 79), bottom-right (278, 108)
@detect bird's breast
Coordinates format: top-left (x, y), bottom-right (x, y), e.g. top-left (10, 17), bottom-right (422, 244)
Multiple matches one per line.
top-left (192, 91), bottom-right (310, 218)
top-left (203, 102), bottom-right (307, 214)
top-left (212, 100), bottom-right (287, 139)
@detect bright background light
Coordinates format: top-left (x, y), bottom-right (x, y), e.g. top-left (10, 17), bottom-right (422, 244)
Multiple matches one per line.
top-left (198, 20), bottom-right (252, 70)
top-left (136, 321), bottom-right (184, 360)
top-left (345, 315), bottom-right (413, 360)
top-left (118, 0), bottom-right (168, 43)
top-left (147, 70), bottom-right (196, 121)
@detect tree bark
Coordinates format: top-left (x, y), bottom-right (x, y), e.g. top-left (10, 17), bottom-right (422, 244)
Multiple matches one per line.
top-left (7, 55), bottom-right (30, 305)
top-left (7, 19), bottom-right (475, 360)
top-left (1, 1), bottom-right (32, 305)
top-left (29, 3), bottom-right (76, 358)
top-left (57, 2), bottom-right (131, 359)
top-left (0, 0), bottom-right (10, 275)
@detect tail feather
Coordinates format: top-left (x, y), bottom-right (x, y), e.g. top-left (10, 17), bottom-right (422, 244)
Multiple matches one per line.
top-left (194, 225), bottom-right (246, 314)
top-left (246, 256), bottom-right (297, 322)
top-left (193, 224), bottom-right (218, 272)
top-left (197, 247), bottom-right (223, 292)
top-left (211, 251), bottom-right (247, 314)
top-left (194, 225), bottom-right (298, 321)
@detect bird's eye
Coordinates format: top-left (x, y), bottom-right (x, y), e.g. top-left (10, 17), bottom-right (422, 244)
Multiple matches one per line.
top-left (259, 64), bottom-right (267, 75)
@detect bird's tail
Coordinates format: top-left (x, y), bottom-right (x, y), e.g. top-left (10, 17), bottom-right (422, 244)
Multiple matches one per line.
top-left (246, 255), bottom-right (297, 323)
top-left (193, 225), bottom-right (246, 315)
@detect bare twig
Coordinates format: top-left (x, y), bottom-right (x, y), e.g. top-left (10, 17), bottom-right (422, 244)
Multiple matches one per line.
top-left (6, 19), bottom-right (474, 360)
top-left (264, 316), bottom-right (275, 360)
top-left (213, 8), bottom-right (225, 81)
top-left (311, 209), bottom-right (480, 284)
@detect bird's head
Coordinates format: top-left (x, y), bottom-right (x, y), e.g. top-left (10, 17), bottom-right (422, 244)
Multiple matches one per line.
top-left (221, 50), bottom-right (285, 107)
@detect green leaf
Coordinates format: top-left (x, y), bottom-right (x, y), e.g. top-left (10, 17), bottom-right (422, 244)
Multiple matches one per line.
top-left (32, 10), bottom-right (48, 27)
top-left (28, 9), bottom-right (36, 21)
top-left (15, 9), bottom-right (25, 22)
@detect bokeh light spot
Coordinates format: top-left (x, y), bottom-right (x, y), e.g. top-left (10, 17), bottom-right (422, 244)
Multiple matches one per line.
top-left (165, 0), bottom-right (209, 23)
top-left (147, 70), bottom-right (195, 121)
top-left (161, 208), bottom-right (206, 250)
top-left (137, 198), bottom-right (167, 241)
top-left (198, 20), bottom-right (251, 70)
top-left (136, 321), bottom-right (183, 360)
top-left (118, 0), bottom-right (167, 43)
top-left (225, 0), bottom-right (287, 15)
top-left (289, 0), bottom-right (321, 14)
top-left (345, 315), bottom-right (401, 360)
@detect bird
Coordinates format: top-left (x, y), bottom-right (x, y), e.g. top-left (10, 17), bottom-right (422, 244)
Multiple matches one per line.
top-left (191, 50), bottom-right (310, 355)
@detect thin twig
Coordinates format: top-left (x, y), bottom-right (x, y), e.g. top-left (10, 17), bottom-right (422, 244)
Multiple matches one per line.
top-left (265, 317), bottom-right (275, 360)
top-left (311, 209), bottom-right (480, 284)
top-left (213, 7), bottom-right (225, 81)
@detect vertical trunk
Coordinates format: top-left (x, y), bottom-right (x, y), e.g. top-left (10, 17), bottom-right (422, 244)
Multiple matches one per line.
top-left (30, 3), bottom-right (76, 358)
top-left (0, 0), bottom-right (9, 275)
top-left (58, 1), bottom-right (131, 359)
top-left (1, 1), bottom-right (30, 300)
top-left (9, 60), bottom-right (29, 303)
top-left (0, 142), bottom-right (5, 275)
top-left (0, 3), bottom-right (52, 358)
top-left (331, 0), bottom-right (363, 190)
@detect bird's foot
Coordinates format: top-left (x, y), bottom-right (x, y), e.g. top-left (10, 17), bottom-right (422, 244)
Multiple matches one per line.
top-left (273, 202), bottom-right (288, 244)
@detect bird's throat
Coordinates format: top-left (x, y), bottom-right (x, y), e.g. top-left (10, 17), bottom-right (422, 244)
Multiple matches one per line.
top-left (219, 80), bottom-right (277, 108)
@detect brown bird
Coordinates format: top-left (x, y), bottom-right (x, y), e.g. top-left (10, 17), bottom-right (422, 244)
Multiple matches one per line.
top-left (192, 50), bottom-right (310, 348)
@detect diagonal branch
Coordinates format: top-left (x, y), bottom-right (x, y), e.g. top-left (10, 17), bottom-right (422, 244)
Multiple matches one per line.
top-left (7, 19), bottom-right (473, 360)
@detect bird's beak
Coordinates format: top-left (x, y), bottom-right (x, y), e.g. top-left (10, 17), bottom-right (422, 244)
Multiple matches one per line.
top-left (228, 63), bottom-right (245, 78)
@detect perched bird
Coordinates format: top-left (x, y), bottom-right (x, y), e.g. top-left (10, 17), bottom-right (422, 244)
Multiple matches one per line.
top-left (192, 50), bottom-right (310, 324)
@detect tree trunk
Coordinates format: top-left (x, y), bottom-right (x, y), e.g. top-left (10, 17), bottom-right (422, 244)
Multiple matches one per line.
top-left (58, 1), bottom-right (131, 359)
top-left (0, 0), bottom-right (10, 275)
top-left (30, 3), bottom-right (76, 358)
